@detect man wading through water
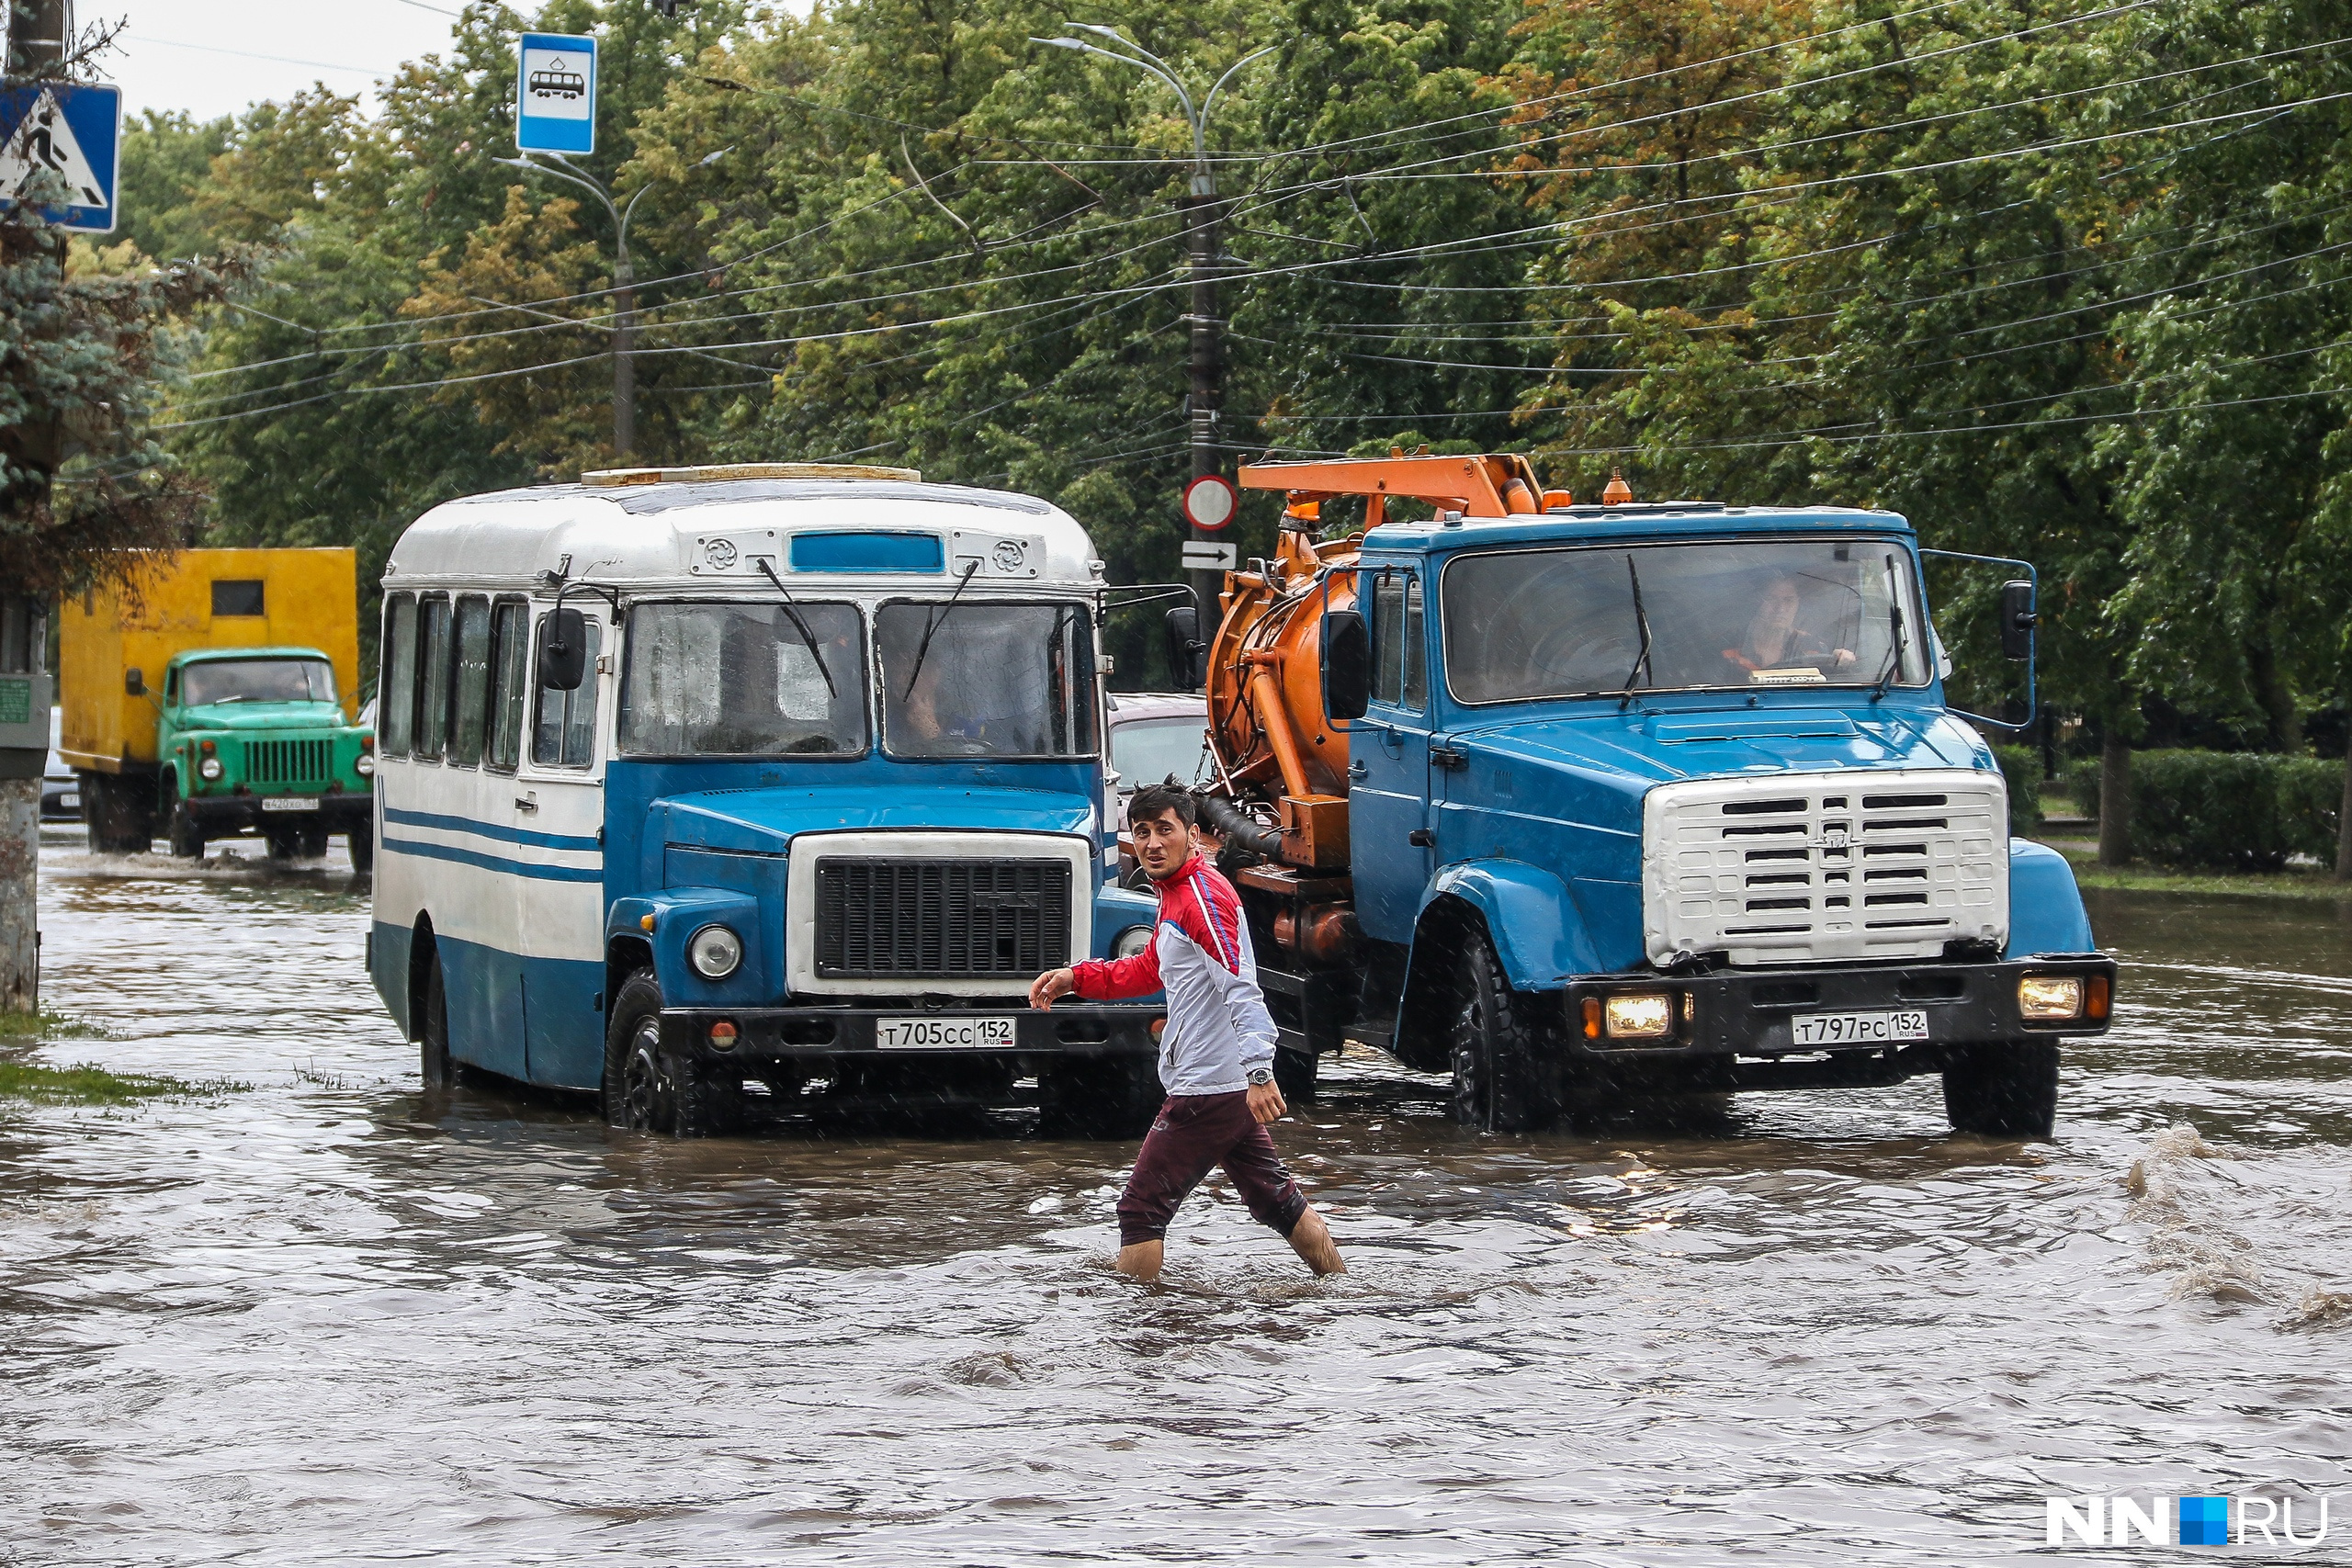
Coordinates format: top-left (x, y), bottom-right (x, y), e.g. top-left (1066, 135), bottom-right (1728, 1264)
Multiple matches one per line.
top-left (1029, 784), bottom-right (1346, 1281)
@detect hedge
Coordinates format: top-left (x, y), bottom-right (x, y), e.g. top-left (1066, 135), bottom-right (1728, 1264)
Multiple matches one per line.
top-left (2054, 749), bottom-right (2345, 869)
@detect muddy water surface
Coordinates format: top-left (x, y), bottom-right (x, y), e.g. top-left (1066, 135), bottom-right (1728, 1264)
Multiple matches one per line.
top-left (4, 829), bottom-right (2347, 1564)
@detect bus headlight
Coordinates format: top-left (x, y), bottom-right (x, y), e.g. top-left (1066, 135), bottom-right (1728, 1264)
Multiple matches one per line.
top-left (1602, 992), bottom-right (1675, 1039)
top-left (1113, 925), bottom-right (1153, 960)
top-left (688, 924), bottom-right (742, 979)
top-left (2018, 975), bottom-right (2084, 1020)
top-left (198, 757), bottom-right (224, 782)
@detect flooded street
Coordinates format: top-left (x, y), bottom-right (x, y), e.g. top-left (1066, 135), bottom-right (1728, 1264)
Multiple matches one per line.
top-left (5, 827), bottom-right (2347, 1564)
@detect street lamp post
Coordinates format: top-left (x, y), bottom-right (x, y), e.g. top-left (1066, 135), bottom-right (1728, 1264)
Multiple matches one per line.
top-left (1034, 28), bottom-right (1272, 626)
top-left (496, 147), bottom-right (725, 460)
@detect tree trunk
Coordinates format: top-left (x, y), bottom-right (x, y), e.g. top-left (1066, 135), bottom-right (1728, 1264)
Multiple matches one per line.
top-left (2098, 733), bottom-right (2132, 866)
top-left (0, 777), bottom-right (35, 1015)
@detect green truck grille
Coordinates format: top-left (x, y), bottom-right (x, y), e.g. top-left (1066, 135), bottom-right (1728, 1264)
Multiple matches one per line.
top-left (245, 738), bottom-right (334, 785)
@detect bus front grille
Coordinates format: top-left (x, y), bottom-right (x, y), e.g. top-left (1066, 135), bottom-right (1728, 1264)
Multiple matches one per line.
top-left (245, 739), bottom-right (333, 785)
top-left (815, 858), bottom-right (1073, 979)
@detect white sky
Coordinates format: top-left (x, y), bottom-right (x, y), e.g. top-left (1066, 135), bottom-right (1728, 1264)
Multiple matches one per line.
top-left (95, 0), bottom-right (467, 123)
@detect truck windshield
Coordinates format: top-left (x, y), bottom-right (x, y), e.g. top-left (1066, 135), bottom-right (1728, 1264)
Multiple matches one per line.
top-left (618, 601), bottom-right (867, 756)
top-left (876, 602), bottom-right (1099, 759)
top-left (182, 659), bottom-right (336, 705)
top-left (1442, 539), bottom-right (1930, 705)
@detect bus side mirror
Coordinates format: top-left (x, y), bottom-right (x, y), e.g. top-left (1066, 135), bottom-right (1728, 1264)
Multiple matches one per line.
top-left (2000, 581), bottom-right (2036, 660)
top-left (1322, 608), bottom-right (1371, 721)
top-left (1164, 605), bottom-right (1207, 690)
top-left (538, 607), bottom-right (588, 692)
top-left (124, 668), bottom-right (144, 696)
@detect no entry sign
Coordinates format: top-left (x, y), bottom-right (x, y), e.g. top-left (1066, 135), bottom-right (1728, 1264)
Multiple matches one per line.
top-left (1183, 474), bottom-right (1238, 532)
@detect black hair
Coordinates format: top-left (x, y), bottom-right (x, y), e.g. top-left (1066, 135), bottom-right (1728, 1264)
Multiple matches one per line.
top-left (1127, 783), bottom-right (1197, 829)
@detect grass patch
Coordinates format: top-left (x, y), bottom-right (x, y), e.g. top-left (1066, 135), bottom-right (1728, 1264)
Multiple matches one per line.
top-left (0, 1009), bottom-right (111, 1040)
top-left (2048, 844), bottom-right (2352, 903)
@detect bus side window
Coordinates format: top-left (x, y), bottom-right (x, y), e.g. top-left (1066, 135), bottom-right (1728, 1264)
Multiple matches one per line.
top-left (486, 600), bottom-right (529, 773)
top-left (379, 594), bottom-right (414, 756)
top-left (448, 595), bottom-right (492, 769)
top-left (533, 613), bottom-right (602, 768)
top-left (1372, 572), bottom-right (1404, 706)
top-left (1402, 576), bottom-right (1427, 710)
top-left (415, 595), bottom-right (451, 760)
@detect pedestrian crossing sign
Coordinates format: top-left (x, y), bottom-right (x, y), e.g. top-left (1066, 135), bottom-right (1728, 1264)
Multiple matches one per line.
top-left (0, 82), bottom-right (121, 233)
top-left (517, 33), bottom-right (597, 155)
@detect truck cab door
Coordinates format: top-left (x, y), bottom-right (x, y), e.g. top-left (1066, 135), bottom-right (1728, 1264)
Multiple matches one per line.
top-left (1349, 569), bottom-right (1432, 943)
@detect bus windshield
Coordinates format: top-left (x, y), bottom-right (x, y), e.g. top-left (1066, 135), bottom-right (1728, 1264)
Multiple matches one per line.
top-left (618, 601), bottom-right (867, 756)
top-left (1442, 538), bottom-right (1930, 705)
top-left (182, 658), bottom-right (336, 706)
top-left (876, 601), bottom-right (1099, 759)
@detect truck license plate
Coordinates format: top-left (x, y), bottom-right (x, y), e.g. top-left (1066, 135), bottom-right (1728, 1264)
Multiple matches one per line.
top-left (1792, 1009), bottom-right (1929, 1047)
top-left (260, 796), bottom-right (320, 813)
top-left (875, 1015), bottom-right (1017, 1050)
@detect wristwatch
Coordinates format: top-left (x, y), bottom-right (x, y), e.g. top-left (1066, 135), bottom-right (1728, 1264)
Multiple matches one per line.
top-left (1247, 1066), bottom-right (1275, 1088)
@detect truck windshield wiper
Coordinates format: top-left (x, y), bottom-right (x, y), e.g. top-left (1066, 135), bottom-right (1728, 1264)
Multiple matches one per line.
top-left (1870, 553), bottom-right (1907, 701)
top-left (753, 557), bottom-right (838, 699)
top-left (900, 558), bottom-right (982, 700)
top-left (1617, 553), bottom-right (1656, 707)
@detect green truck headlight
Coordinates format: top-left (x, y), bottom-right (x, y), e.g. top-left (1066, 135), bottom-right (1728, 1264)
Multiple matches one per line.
top-left (355, 753), bottom-right (375, 777)
top-left (2018, 975), bottom-right (2083, 1020)
top-left (1603, 992), bottom-right (1674, 1039)
top-left (688, 924), bottom-right (742, 980)
top-left (198, 757), bottom-right (224, 781)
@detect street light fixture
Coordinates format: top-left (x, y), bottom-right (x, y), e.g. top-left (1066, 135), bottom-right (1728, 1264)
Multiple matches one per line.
top-left (493, 144), bottom-right (730, 459)
top-left (1033, 26), bottom-right (1274, 621)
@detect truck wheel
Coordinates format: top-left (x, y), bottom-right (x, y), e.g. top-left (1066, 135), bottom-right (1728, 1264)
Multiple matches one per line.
top-left (1942, 1042), bottom-right (2060, 1138)
top-left (1450, 931), bottom-right (1555, 1133)
top-left (1039, 1056), bottom-right (1162, 1139)
top-left (85, 773), bottom-right (155, 854)
top-left (420, 954), bottom-right (458, 1089)
top-left (296, 825), bottom-right (330, 859)
top-left (264, 827), bottom-right (301, 862)
top-left (164, 783), bottom-right (205, 860)
top-left (348, 825), bottom-right (374, 874)
top-left (1273, 1045), bottom-right (1318, 1102)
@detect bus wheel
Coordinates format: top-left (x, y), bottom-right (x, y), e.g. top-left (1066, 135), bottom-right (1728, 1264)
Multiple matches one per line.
top-left (1450, 930), bottom-right (1555, 1133)
top-left (420, 954), bottom-right (458, 1089)
top-left (605, 969), bottom-right (669, 1132)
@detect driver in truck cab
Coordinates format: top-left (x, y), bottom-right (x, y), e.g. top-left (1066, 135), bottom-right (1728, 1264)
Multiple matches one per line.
top-left (1720, 571), bottom-right (1858, 681)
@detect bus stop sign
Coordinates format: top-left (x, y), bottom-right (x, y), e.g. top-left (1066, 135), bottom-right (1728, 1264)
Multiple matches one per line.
top-left (517, 33), bottom-right (596, 155)
top-left (0, 82), bottom-right (121, 232)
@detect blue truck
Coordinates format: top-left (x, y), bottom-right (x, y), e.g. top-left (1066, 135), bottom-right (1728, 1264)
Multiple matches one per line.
top-left (1177, 454), bottom-right (2115, 1137)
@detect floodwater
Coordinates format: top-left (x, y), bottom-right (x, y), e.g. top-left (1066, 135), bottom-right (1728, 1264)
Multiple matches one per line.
top-left (4, 827), bottom-right (2346, 1565)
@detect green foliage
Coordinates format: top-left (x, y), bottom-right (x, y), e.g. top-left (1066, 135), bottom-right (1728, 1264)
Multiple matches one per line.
top-left (2110, 749), bottom-right (2344, 870)
top-left (1990, 743), bottom-right (2041, 834)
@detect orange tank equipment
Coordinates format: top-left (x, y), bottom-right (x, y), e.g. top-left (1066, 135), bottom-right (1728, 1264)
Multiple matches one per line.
top-left (1199, 453), bottom-right (1569, 873)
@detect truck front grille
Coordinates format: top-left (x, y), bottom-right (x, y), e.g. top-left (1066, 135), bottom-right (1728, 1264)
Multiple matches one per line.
top-left (244, 739), bottom-right (333, 785)
top-left (1642, 770), bottom-right (2007, 965)
top-left (814, 858), bottom-right (1073, 979)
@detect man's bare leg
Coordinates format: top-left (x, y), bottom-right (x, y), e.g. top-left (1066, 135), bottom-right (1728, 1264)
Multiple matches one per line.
top-left (1287, 1206), bottom-right (1346, 1275)
top-left (1115, 1240), bottom-right (1165, 1280)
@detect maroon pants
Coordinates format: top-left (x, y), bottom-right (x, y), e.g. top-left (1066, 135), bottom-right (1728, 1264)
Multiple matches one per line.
top-left (1117, 1090), bottom-right (1309, 1247)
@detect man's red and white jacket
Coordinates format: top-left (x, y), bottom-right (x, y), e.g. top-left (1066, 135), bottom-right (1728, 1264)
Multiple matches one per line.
top-left (1069, 853), bottom-right (1277, 1096)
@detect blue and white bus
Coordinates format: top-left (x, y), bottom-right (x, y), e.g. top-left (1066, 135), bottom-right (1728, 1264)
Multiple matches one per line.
top-left (367, 463), bottom-right (1160, 1135)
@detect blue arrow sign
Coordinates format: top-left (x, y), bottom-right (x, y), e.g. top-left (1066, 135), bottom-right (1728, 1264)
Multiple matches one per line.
top-left (0, 82), bottom-right (122, 232)
top-left (517, 32), bottom-right (596, 155)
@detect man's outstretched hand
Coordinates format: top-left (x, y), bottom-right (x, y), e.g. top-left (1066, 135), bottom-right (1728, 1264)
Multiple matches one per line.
top-left (1247, 1079), bottom-right (1286, 1123)
top-left (1028, 968), bottom-right (1076, 1010)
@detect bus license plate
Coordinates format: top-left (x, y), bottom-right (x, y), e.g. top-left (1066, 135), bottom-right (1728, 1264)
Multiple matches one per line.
top-left (875, 1015), bottom-right (1016, 1050)
top-left (261, 796), bottom-right (320, 813)
top-left (1792, 1009), bottom-right (1929, 1047)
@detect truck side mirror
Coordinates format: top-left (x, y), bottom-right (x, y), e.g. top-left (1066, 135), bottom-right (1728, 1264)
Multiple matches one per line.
top-left (1322, 608), bottom-right (1371, 721)
top-left (2000, 580), bottom-right (2036, 660)
top-left (124, 668), bottom-right (144, 696)
top-left (1163, 605), bottom-right (1207, 690)
top-left (537, 607), bottom-right (588, 692)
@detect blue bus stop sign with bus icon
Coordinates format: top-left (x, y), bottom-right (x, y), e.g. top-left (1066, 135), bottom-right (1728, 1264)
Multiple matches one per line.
top-left (0, 82), bottom-right (121, 232)
top-left (516, 33), bottom-right (596, 155)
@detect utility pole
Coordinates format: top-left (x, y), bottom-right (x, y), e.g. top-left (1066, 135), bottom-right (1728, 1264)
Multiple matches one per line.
top-left (1, 0), bottom-right (72, 1016)
top-left (1034, 28), bottom-right (1272, 622)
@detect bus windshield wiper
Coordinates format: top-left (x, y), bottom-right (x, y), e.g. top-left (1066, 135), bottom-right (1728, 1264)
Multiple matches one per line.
top-left (1870, 553), bottom-right (1906, 701)
top-left (1617, 553), bottom-right (1655, 709)
top-left (900, 558), bottom-right (982, 700)
top-left (754, 557), bottom-right (838, 699)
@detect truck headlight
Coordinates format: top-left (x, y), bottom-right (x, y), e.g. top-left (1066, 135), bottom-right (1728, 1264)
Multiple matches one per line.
top-left (1602, 992), bottom-right (1675, 1039)
top-left (198, 757), bottom-right (224, 781)
top-left (2018, 975), bottom-right (2083, 1020)
top-left (1113, 925), bottom-right (1153, 960)
top-left (355, 753), bottom-right (375, 777)
top-left (688, 924), bottom-right (742, 979)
